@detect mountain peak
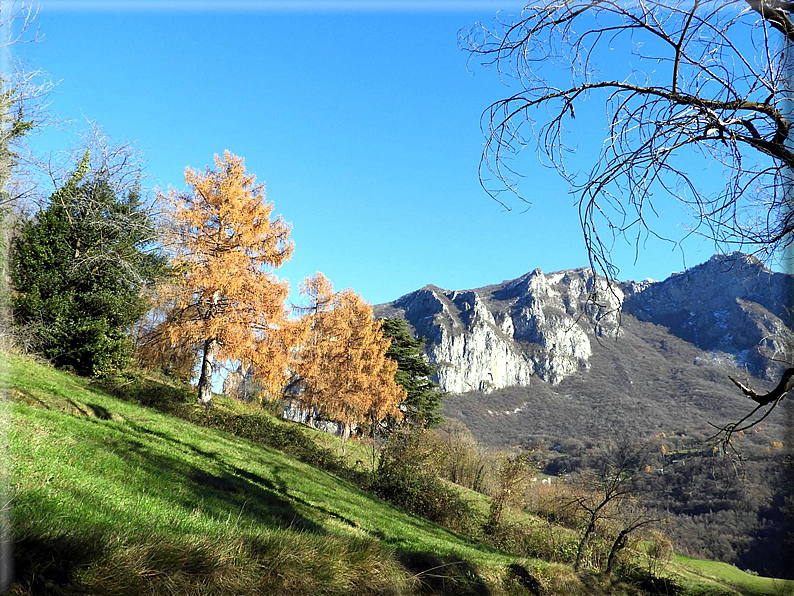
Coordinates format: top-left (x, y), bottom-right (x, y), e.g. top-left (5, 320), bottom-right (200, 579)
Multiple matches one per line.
top-left (375, 253), bottom-right (794, 392)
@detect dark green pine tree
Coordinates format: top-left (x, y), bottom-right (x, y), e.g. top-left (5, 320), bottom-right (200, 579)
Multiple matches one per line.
top-left (11, 151), bottom-right (163, 376)
top-left (381, 318), bottom-right (444, 428)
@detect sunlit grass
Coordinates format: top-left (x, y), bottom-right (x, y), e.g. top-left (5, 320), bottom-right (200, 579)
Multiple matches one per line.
top-left (6, 352), bottom-right (793, 595)
top-left (4, 353), bottom-right (536, 594)
top-left (670, 554), bottom-right (794, 596)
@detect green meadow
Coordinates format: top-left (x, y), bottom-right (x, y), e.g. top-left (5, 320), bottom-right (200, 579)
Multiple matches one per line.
top-left (4, 353), bottom-right (792, 595)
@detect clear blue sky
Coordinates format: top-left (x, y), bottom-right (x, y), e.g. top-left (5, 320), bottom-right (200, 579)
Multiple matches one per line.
top-left (15, 0), bottom-right (715, 306)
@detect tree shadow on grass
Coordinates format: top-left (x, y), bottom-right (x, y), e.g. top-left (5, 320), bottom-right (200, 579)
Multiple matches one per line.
top-left (12, 530), bottom-right (108, 596)
top-left (507, 563), bottom-right (541, 595)
top-left (11, 431), bottom-right (325, 594)
top-left (93, 375), bottom-right (195, 418)
top-left (124, 420), bottom-right (219, 460)
top-left (86, 403), bottom-right (111, 420)
top-left (74, 416), bottom-right (326, 535)
top-left (398, 550), bottom-right (491, 596)
top-left (97, 372), bottom-right (372, 484)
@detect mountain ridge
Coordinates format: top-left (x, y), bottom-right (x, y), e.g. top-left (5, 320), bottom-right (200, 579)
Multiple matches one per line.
top-left (374, 252), bottom-right (793, 446)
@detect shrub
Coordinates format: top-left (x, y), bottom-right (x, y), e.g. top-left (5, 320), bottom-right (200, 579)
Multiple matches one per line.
top-left (528, 482), bottom-right (582, 529)
top-left (373, 427), bottom-right (475, 532)
top-left (435, 419), bottom-right (496, 494)
top-left (644, 530), bottom-right (673, 578)
top-left (520, 522), bottom-right (581, 564)
top-left (485, 451), bottom-right (533, 537)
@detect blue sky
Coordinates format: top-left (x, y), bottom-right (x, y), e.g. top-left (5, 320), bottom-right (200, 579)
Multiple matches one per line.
top-left (14, 0), bottom-right (715, 306)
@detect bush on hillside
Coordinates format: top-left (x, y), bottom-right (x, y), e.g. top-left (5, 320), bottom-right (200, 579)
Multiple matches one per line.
top-left (435, 419), bottom-right (496, 494)
top-left (96, 370), bottom-right (194, 413)
top-left (373, 427), bottom-right (475, 533)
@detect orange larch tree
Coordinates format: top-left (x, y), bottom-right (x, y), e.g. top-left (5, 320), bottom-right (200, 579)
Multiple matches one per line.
top-left (157, 151), bottom-right (298, 406)
top-left (291, 272), bottom-right (337, 418)
top-left (294, 273), bottom-right (405, 440)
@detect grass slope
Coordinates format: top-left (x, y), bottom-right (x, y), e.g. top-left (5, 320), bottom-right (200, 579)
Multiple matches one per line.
top-left (3, 353), bottom-right (792, 595)
top-left (669, 555), bottom-right (794, 596)
top-left (3, 354), bottom-right (549, 595)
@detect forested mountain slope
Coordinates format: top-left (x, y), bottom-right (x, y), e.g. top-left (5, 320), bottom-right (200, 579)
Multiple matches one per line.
top-left (375, 253), bottom-right (794, 577)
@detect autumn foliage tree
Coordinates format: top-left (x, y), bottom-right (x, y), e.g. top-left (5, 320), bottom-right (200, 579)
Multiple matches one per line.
top-left (294, 273), bottom-right (406, 440)
top-left (152, 151), bottom-right (297, 406)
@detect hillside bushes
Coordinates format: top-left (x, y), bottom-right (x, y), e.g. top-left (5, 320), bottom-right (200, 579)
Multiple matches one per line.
top-left (373, 427), bottom-right (475, 533)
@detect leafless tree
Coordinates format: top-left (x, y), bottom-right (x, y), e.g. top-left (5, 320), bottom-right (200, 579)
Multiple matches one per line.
top-left (0, 1), bottom-right (40, 49)
top-left (604, 497), bottom-right (660, 575)
top-left (31, 126), bottom-right (162, 284)
top-left (565, 440), bottom-right (656, 571)
top-left (1, 4), bottom-right (45, 593)
top-left (1, 0), bottom-right (48, 210)
top-left (461, 0), bottom-right (794, 441)
top-left (460, 0), bottom-right (794, 280)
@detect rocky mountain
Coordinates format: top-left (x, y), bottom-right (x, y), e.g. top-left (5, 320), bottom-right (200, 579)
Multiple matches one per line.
top-left (375, 252), bottom-right (794, 577)
top-left (375, 252), bottom-right (794, 446)
top-left (624, 254), bottom-right (794, 377)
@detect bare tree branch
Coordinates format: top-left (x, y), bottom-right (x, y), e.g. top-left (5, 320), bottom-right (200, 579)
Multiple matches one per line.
top-left (461, 0), bottom-right (794, 281)
top-left (707, 367), bottom-right (793, 451)
top-left (729, 366), bottom-right (794, 404)
top-left (463, 0), bottom-right (794, 456)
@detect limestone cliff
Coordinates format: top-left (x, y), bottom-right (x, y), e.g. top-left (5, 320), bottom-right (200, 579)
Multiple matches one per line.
top-left (375, 267), bottom-right (624, 392)
top-left (375, 253), bottom-right (794, 393)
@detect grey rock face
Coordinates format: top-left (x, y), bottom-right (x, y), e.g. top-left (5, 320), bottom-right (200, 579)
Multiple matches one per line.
top-left (623, 253), bottom-right (794, 380)
top-left (281, 400), bottom-right (348, 436)
top-left (375, 253), bottom-right (794, 392)
top-left (222, 363), bottom-right (255, 398)
top-left (376, 268), bottom-right (624, 392)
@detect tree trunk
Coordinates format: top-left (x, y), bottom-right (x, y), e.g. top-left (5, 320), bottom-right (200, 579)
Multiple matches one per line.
top-left (197, 338), bottom-right (216, 407)
top-left (605, 531), bottom-right (629, 576)
top-left (341, 417), bottom-right (351, 456)
top-left (371, 414), bottom-right (377, 475)
top-left (574, 517), bottom-right (597, 571)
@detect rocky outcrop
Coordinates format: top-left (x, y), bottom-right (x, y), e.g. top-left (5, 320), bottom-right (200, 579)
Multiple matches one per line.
top-left (281, 400), bottom-right (349, 436)
top-left (376, 268), bottom-right (624, 392)
top-left (222, 363), bottom-right (254, 398)
top-left (623, 253), bottom-right (794, 380)
top-left (375, 253), bottom-right (794, 392)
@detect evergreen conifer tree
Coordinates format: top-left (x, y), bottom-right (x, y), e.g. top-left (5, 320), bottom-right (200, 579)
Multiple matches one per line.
top-left (11, 151), bottom-right (162, 375)
top-left (381, 318), bottom-right (444, 428)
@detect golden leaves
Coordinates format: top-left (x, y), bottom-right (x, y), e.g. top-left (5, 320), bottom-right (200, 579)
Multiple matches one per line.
top-left (294, 273), bottom-right (406, 431)
top-left (153, 151), bottom-right (296, 396)
top-left (145, 152), bottom-right (405, 419)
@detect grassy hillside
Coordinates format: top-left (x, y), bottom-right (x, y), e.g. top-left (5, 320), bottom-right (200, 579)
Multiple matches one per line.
top-left (1, 353), bottom-right (572, 595)
top-left (669, 555), bottom-right (794, 596)
top-left (3, 353), bottom-right (792, 595)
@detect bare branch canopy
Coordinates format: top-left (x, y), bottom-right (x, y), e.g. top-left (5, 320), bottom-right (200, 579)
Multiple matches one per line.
top-left (462, 0), bottom-right (794, 444)
top-left (460, 0), bottom-right (794, 279)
